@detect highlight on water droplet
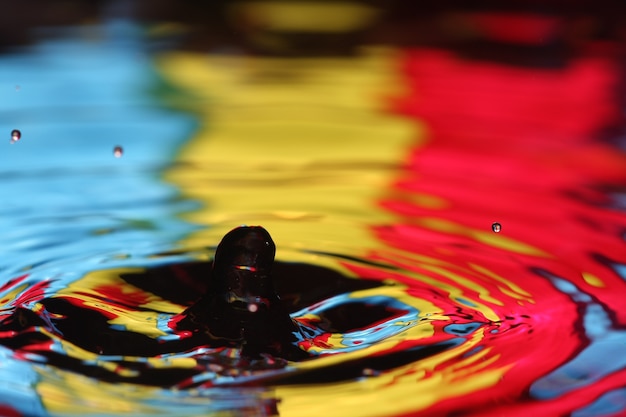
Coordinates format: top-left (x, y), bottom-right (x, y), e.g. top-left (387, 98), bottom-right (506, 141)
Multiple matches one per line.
top-left (362, 368), bottom-right (380, 377)
top-left (492, 222), bottom-right (502, 233)
top-left (10, 129), bottom-right (21, 144)
top-left (113, 146), bottom-right (123, 158)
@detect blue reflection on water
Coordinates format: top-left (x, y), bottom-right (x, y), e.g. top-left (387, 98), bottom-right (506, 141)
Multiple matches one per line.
top-left (293, 293), bottom-right (420, 354)
top-left (0, 21), bottom-right (199, 279)
top-left (530, 275), bottom-right (626, 401)
top-left (573, 387), bottom-right (626, 417)
top-left (0, 346), bottom-right (45, 416)
top-left (0, 22), bottom-right (199, 416)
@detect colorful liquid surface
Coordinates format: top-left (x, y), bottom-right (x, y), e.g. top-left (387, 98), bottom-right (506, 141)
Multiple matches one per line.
top-left (0, 22), bottom-right (625, 417)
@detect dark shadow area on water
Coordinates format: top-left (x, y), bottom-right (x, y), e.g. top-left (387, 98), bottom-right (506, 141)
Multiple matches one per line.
top-left (0, 257), bottom-right (449, 387)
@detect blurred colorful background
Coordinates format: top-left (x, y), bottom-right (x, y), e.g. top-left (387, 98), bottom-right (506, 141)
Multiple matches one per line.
top-left (0, 1), bottom-right (625, 416)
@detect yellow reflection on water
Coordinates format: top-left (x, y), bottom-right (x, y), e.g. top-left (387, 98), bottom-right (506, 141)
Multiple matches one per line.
top-left (231, 1), bottom-right (380, 33)
top-left (56, 268), bottom-right (181, 338)
top-left (39, 369), bottom-right (168, 415)
top-left (159, 48), bottom-right (419, 269)
top-left (276, 328), bottom-right (510, 417)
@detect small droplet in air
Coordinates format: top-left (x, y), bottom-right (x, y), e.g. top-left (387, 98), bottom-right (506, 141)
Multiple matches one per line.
top-left (247, 303), bottom-right (259, 313)
top-left (10, 129), bottom-right (21, 144)
top-left (15, 85), bottom-right (20, 92)
top-left (113, 146), bottom-right (123, 158)
top-left (492, 222), bottom-right (502, 233)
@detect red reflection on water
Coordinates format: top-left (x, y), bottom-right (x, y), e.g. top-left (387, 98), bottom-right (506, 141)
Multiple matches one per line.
top-left (94, 283), bottom-right (154, 310)
top-left (0, 404), bottom-right (22, 417)
top-left (0, 275), bottom-right (28, 294)
top-left (376, 45), bottom-right (626, 415)
top-left (0, 275), bottom-right (48, 309)
top-left (467, 13), bottom-right (563, 45)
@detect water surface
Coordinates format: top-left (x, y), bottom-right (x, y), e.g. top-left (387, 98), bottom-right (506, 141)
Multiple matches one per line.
top-left (0, 21), bottom-right (625, 417)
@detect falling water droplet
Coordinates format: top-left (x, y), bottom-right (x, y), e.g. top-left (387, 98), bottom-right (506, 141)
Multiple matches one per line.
top-left (15, 85), bottom-right (20, 92)
top-left (113, 146), bottom-right (123, 158)
top-left (10, 129), bottom-right (21, 144)
top-left (492, 222), bottom-right (502, 233)
top-left (247, 303), bottom-right (259, 313)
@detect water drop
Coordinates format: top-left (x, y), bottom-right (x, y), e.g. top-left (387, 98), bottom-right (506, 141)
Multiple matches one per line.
top-left (492, 222), bottom-right (502, 233)
top-left (362, 368), bottom-right (380, 377)
top-left (15, 85), bottom-right (20, 92)
top-left (247, 303), bottom-right (259, 313)
top-left (10, 129), bottom-right (21, 144)
top-left (113, 146), bottom-right (123, 158)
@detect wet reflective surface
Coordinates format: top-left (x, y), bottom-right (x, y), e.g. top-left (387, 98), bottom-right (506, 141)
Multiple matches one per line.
top-left (0, 11), bottom-right (625, 417)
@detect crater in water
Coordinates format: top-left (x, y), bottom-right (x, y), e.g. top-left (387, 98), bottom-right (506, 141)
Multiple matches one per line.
top-left (0, 234), bottom-right (473, 389)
